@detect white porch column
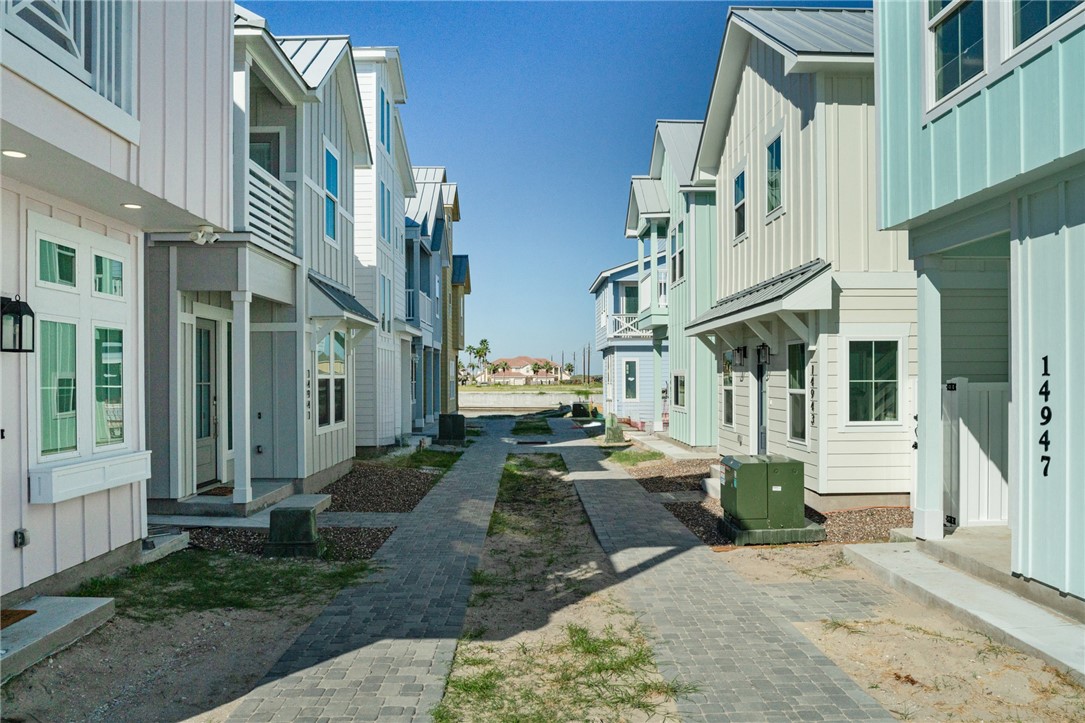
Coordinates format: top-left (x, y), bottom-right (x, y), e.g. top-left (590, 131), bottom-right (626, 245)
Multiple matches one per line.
top-left (649, 225), bottom-right (659, 308)
top-left (231, 291), bottom-right (253, 504)
top-left (915, 266), bottom-right (944, 540)
top-left (232, 53), bottom-right (252, 232)
top-left (412, 241), bottom-right (421, 319)
top-left (653, 335), bottom-right (664, 432)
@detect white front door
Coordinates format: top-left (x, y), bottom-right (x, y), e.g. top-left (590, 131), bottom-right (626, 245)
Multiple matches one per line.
top-left (195, 319), bottom-right (218, 485)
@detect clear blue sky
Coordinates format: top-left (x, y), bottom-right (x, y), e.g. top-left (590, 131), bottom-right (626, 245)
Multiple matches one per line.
top-left (246, 0), bottom-right (866, 374)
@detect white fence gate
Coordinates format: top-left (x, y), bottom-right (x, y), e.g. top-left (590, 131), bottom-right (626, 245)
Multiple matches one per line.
top-left (942, 377), bottom-right (1010, 527)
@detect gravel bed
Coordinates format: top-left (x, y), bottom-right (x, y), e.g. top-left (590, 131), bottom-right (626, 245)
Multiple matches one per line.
top-left (628, 456), bottom-right (712, 493)
top-left (324, 462), bottom-right (441, 512)
top-left (807, 506), bottom-right (913, 544)
top-left (188, 526), bottom-right (394, 561)
top-left (664, 499), bottom-right (732, 546)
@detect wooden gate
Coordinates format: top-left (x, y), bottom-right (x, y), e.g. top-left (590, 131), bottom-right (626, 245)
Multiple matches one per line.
top-left (942, 377), bottom-right (1010, 527)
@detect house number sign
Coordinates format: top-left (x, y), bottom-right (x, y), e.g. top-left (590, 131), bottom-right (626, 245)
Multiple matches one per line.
top-left (1038, 355), bottom-right (1052, 477)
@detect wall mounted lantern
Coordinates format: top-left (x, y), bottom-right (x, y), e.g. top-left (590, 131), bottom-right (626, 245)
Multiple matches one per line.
top-left (733, 346), bottom-right (747, 366)
top-left (756, 343), bottom-right (771, 366)
top-left (1, 295), bottom-right (35, 353)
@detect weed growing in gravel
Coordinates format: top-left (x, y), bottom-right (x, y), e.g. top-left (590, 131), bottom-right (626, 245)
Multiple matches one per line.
top-left (380, 448), bottom-right (462, 472)
top-left (790, 548), bottom-right (850, 579)
top-left (511, 418), bottom-right (553, 436)
top-left (497, 454), bottom-right (568, 505)
top-left (822, 618), bottom-right (867, 635)
top-left (74, 549), bottom-right (369, 622)
top-left (604, 448), bottom-right (664, 466)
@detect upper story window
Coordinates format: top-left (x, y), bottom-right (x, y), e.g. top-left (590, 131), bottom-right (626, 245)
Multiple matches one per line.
top-left (733, 171), bottom-right (746, 240)
top-left (324, 144), bottom-right (339, 243)
top-left (385, 98), bottom-right (392, 154)
top-left (40, 239), bottom-right (77, 288)
top-left (1014, 0), bottom-right (1082, 44)
top-left (670, 222), bottom-right (685, 283)
top-left (621, 283), bottom-right (638, 314)
top-left (379, 88), bottom-right (386, 148)
top-left (929, 0), bottom-right (984, 100)
top-left (3, 0), bottom-right (134, 113)
top-left (379, 181), bottom-right (387, 242)
top-left (766, 136), bottom-right (782, 214)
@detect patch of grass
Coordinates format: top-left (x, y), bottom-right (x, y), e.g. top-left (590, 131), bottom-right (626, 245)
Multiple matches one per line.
top-left (380, 448), bottom-right (463, 472)
top-left (73, 549), bottom-right (369, 622)
top-left (487, 509), bottom-right (510, 536)
top-left (511, 418), bottom-right (552, 436)
top-left (496, 454), bottom-right (568, 506)
top-left (791, 549), bottom-right (850, 579)
top-left (604, 448), bottom-right (664, 466)
top-left (466, 428), bottom-right (482, 437)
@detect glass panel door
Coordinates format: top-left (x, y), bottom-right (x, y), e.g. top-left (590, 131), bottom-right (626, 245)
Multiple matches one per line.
top-left (195, 320), bottom-right (218, 485)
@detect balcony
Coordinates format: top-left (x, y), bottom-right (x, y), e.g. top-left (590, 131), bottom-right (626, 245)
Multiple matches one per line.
top-left (247, 160), bottom-right (295, 253)
top-left (609, 314), bottom-right (651, 339)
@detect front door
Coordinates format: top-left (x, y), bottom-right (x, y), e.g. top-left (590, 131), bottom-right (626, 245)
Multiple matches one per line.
top-left (195, 319), bottom-right (218, 485)
top-left (755, 361), bottom-right (768, 454)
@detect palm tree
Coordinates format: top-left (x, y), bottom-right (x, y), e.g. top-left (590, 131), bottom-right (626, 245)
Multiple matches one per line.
top-left (564, 362), bottom-right (574, 380)
top-left (476, 339), bottom-right (491, 382)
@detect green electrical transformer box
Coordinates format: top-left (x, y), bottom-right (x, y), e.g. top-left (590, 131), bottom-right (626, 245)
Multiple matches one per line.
top-left (720, 455), bottom-right (805, 530)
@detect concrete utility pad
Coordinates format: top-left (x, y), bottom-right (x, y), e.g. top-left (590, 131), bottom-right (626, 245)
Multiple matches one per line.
top-left (1, 596), bottom-right (114, 683)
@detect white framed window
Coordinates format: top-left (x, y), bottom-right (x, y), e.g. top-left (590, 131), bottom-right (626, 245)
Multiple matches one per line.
top-left (324, 142), bottom-right (340, 244)
top-left (317, 330), bottom-right (347, 428)
top-left (385, 98), bottom-right (393, 154)
top-left (40, 319), bottom-right (78, 455)
top-left (733, 170), bottom-right (746, 241)
top-left (93, 326), bottom-right (125, 447)
top-left (93, 252), bottom-right (123, 298)
top-left (766, 135), bottom-right (782, 216)
top-left (379, 87), bottom-right (386, 148)
top-left (672, 373), bottom-right (686, 408)
top-left (787, 342), bottom-right (807, 443)
top-left (848, 340), bottom-right (899, 424)
top-left (928, 0), bottom-right (985, 102)
top-left (622, 358), bottom-right (639, 401)
top-left (721, 350), bottom-right (735, 427)
top-left (1011, 0), bottom-right (1082, 47)
top-left (435, 277), bottom-right (441, 318)
top-left (39, 238), bottom-right (77, 289)
top-left (670, 223), bottom-right (686, 283)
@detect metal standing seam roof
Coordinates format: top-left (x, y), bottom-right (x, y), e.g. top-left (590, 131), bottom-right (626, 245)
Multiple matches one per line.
top-left (656, 121), bottom-right (703, 187)
top-left (276, 37), bottom-right (351, 88)
top-left (686, 259), bottom-right (830, 333)
top-left (631, 177), bottom-right (670, 217)
top-left (413, 166), bottom-right (446, 184)
top-left (405, 178), bottom-right (443, 237)
top-left (452, 255), bottom-right (470, 287)
top-left (309, 272), bottom-right (378, 323)
top-left (730, 7), bottom-right (874, 56)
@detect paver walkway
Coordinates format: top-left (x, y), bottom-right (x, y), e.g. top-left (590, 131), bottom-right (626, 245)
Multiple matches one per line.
top-left (556, 422), bottom-right (895, 722)
top-left (227, 419), bottom-right (513, 723)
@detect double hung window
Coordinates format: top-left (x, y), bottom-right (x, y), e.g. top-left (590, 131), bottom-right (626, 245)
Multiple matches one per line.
top-left (787, 343), bottom-right (807, 442)
top-left (324, 145), bottom-right (339, 242)
top-left (733, 171), bottom-right (746, 239)
top-left (317, 331), bottom-right (347, 427)
top-left (929, 0), bottom-right (985, 100)
top-left (670, 223), bottom-right (685, 283)
top-left (672, 374), bottom-right (686, 408)
top-left (848, 341), bottom-right (899, 423)
top-left (766, 136), bottom-right (782, 214)
top-left (721, 351), bottom-right (734, 427)
top-left (1013, 0), bottom-right (1081, 46)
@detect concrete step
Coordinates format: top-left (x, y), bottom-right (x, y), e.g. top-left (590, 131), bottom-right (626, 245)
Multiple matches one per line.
top-left (845, 542), bottom-right (1085, 685)
top-left (148, 493), bottom-right (331, 530)
top-left (702, 477), bottom-right (720, 499)
top-left (140, 530), bottom-right (190, 565)
top-left (1, 596), bottom-right (114, 683)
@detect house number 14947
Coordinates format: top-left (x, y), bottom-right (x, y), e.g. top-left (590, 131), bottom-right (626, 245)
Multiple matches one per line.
top-left (1038, 355), bottom-right (1052, 477)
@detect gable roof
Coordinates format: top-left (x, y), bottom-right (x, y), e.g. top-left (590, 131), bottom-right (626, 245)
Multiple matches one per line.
top-left (625, 177), bottom-right (670, 238)
top-left (588, 254), bottom-right (666, 293)
top-left (405, 169), bottom-right (445, 238)
top-left (442, 183), bottom-right (460, 221)
top-left (651, 121), bottom-right (703, 188)
top-left (692, 7), bottom-right (873, 185)
top-left (276, 36), bottom-right (350, 88)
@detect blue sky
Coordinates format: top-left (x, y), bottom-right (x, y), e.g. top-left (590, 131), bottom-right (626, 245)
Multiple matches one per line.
top-left (246, 1), bottom-right (864, 373)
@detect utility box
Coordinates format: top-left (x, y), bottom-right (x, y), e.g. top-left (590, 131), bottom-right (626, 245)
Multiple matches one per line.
top-left (437, 413), bottom-right (466, 445)
top-left (720, 455), bottom-right (805, 530)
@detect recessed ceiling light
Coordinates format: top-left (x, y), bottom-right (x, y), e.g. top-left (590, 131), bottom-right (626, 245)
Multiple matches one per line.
top-left (2, 150), bottom-right (28, 158)
top-left (121, 203), bottom-right (142, 209)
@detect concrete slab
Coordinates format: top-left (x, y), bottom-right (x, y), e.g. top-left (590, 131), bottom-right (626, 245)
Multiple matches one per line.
top-left (624, 430), bottom-right (718, 460)
top-left (149, 494), bottom-right (332, 530)
top-left (1, 596), bottom-right (113, 683)
top-left (846, 543), bottom-right (1085, 685)
top-left (140, 531), bottom-right (189, 565)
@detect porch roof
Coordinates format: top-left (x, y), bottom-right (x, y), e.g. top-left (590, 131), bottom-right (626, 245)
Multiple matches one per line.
top-left (685, 258), bottom-right (831, 336)
top-left (309, 272), bottom-right (377, 327)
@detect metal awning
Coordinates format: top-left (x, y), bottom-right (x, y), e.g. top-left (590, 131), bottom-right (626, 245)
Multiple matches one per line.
top-left (685, 259), bottom-right (831, 337)
top-left (308, 272), bottom-right (377, 329)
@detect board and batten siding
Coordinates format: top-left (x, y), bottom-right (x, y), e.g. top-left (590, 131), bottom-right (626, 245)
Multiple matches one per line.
top-left (876, 1), bottom-right (1085, 229)
top-left (1, 181), bottom-right (146, 596)
top-left (136, 0), bottom-right (232, 228)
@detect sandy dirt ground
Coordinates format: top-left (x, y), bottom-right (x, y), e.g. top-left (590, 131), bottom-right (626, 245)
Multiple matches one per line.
top-left (722, 544), bottom-right (1085, 721)
top-left (1, 605), bottom-right (323, 723)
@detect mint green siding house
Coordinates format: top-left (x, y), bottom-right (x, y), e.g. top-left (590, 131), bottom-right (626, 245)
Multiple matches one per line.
top-left (876, 0), bottom-right (1085, 599)
top-left (627, 121), bottom-right (719, 447)
top-left (688, 7), bottom-right (918, 511)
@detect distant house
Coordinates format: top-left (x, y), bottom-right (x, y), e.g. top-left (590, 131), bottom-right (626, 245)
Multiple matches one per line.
top-left (485, 356), bottom-right (566, 386)
top-left (590, 259), bottom-right (669, 427)
top-left (876, 0), bottom-right (1085, 599)
top-left (687, 7), bottom-right (917, 511)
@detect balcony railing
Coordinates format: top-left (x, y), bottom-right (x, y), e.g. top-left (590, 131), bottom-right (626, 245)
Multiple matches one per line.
top-left (610, 314), bottom-right (651, 338)
top-left (3, 0), bottom-right (134, 112)
top-left (247, 160), bottom-right (295, 252)
top-left (418, 292), bottom-right (433, 328)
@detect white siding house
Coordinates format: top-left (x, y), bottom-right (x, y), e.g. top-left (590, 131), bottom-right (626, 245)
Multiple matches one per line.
top-left (687, 7), bottom-right (917, 511)
top-left (1, 0), bottom-right (234, 599)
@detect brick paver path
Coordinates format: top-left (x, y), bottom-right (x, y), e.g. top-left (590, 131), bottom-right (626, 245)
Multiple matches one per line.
top-left (227, 419), bottom-right (514, 723)
top-left (557, 422), bottom-right (894, 722)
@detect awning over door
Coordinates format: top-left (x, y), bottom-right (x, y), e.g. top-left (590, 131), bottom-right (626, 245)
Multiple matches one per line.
top-left (685, 258), bottom-right (832, 337)
top-left (308, 272), bottom-right (378, 329)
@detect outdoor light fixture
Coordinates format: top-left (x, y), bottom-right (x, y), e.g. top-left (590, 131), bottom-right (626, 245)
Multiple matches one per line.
top-left (756, 343), bottom-right (771, 366)
top-left (733, 346), bottom-right (747, 366)
top-left (1, 295), bottom-right (35, 353)
top-left (121, 202), bottom-right (142, 210)
top-left (189, 225), bottom-right (220, 245)
top-left (2, 150), bottom-right (28, 159)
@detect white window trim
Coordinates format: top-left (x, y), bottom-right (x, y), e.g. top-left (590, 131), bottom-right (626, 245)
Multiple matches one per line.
top-left (91, 249), bottom-right (126, 300)
top-left (786, 341), bottom-right (808, 446)
top-left (922, 0), bottom-right (1085, 124)
top-left (91, 321), bottom-right (128, 452)
top-left (315, 328), bottom-right (349, 433)
top-left (765, 131), bottom-right (785, 223)
top-left (732, 166), bottom-right (748, 245)
top-left (620, 357), bottom-right (640, 401)
top-left (323, 138), bottom-right (340, 248)
top-left (671, 371), bottom-right (687, 409)
top-left (838, 335), bottom-right (907, 431)
top-left (27, 213), bottom-right (135, 471)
